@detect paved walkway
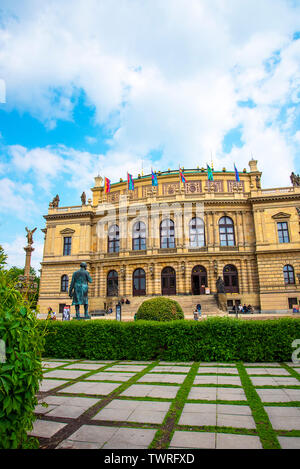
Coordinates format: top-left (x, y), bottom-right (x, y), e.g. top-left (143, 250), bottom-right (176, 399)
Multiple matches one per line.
top-left (29, 359), bottom-right (300, 449)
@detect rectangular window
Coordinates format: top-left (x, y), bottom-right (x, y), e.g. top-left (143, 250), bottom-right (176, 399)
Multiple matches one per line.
top-left (63, 237), bottom-right (72, 256)
top-left (277, 222), bottom-right (290, 243)
top-left (288, 298), bottom-right (298, 309)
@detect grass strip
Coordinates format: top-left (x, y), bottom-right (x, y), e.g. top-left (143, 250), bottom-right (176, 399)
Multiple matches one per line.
top-left (236, 362), bottom-right (281, 449)
top-left (149, 362), bottom-right (200, 449)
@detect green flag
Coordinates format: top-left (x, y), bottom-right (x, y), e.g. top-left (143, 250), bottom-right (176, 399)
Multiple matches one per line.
top-left (207, 164), bottom-right (214, 181)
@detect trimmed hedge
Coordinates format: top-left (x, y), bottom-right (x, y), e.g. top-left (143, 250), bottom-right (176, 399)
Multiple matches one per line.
top-left (39, 317), bottom-right (300, 362)
top-left (136, 297), bottom-right (184, 321)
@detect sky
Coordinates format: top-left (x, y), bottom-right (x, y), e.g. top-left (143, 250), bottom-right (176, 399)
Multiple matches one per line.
top-left (0, 0), bottom-right (300, 271)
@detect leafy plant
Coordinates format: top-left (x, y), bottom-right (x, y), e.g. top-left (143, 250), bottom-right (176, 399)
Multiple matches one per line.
top-left (0, 247), bottom-right (45, 449)
top-left (135, 297), bottom-right (184, 321)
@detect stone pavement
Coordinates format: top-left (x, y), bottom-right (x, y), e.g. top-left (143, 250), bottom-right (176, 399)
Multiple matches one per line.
top-left (28, 359), bottom-right (300, 449)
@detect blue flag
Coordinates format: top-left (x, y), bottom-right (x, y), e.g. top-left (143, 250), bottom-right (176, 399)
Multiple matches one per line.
top-left (234, 164), bottom-right (240, 182)
top-left (151, 169), bottom-right (158, 186)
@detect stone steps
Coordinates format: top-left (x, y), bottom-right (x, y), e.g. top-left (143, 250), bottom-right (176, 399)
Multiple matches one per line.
top-left (116, 295), bottom-right (223, 321)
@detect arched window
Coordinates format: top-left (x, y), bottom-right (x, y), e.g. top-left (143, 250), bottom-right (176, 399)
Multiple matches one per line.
top-left (223, 264), bottom-right (239, 293)
top-left (160, 219), bottom-right (175, 249)
top-left (132, 221), bottom-right (146, 251)
top-left (219, 216), bottom-right (235, 247)
top-left (161, 266), bottom-right (176, 295)
top-left (61, 275), bottom-right (69, 292)
top-left (189, 217), bottom-right (205, 248)
top-left (107, 270), bottom-right (119, 296)
top-left (108, 224), bottom-right (120, 253)
top-left (133, 268), bottom-right (146, 296)
top-left (283, 265), bottom-right (295, 284)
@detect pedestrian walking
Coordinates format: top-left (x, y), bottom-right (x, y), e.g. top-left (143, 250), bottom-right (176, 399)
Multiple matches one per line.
top-left (196, 303), bottom-right (202, 317)
top-left (193, 308), bottom-right (199, 321)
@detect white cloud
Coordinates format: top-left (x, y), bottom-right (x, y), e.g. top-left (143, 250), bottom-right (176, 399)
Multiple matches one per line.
top-left (2, 234), bottom-right (43, 271)
top-left (0, 0), bottom-right (299, 188)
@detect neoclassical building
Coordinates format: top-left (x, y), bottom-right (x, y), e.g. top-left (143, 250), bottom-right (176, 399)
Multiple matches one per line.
top-left (38, 159), bottom-right (300, 319)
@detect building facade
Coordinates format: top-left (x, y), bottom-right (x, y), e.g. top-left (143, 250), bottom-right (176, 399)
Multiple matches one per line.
top-left (38, 160), bottom-right (300, 319)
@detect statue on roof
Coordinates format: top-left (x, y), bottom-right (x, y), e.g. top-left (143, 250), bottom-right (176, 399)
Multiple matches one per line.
top-left (290, 172), bottom-right (300, 187)
top-left (49, 194), bottom-right (60, 208)
top-left (81, 192), bottom-right (86, 205)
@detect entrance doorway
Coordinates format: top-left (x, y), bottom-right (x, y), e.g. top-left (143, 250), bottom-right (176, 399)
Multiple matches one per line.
top-left (191, 265), bottom-right (207, 295)
top-left (223, 265), bottom-right (239, 293)
top-left (161, 267), bottom-right (176, 295)
top-left (133, 268), bottom-right (146, 296)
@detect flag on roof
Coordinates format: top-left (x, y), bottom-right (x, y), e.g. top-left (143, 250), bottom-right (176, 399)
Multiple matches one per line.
top-left (151, 168), bottom-right (158, 186)
top-left (234, 163), bottom-right (240, 182)
top-left (127, 172), bottom-right (134, 191)
top-left (179, 167), bottom-right (186, 184)
top-left (207, 164), bottom-right (214, 181)
top-left (104, 177), bottom-right (111, 194)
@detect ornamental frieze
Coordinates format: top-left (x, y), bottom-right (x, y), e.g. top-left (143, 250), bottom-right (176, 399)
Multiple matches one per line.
top-left (205, 180), bottom-right (224, 192)
top-left (227, 180), bottom-right (245, 192)
top-left (184, 180), bottom-right (202, 194)
top-left (162, 182), bottom-right (180, 196)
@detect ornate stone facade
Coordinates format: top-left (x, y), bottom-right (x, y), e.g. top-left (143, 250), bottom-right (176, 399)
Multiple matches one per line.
top-left (38, 161), bottom-right (300, 319)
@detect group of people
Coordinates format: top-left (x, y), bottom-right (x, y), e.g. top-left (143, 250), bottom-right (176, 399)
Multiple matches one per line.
top-left (46, 307), bottom-right (56, 320)
top-left (47, 306), bottom-right (71, 321)
top-left (193, 304), bottom-right (202, 320)
top-left (232, 304), bottom-right (254, 314)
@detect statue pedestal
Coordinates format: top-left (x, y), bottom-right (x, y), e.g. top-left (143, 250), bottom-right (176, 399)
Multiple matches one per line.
top-left (217, 293), bottom-right (227, 312)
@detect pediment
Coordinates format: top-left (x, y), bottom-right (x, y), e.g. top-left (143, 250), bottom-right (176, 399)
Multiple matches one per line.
top-left (272, 212), bottom-right (291, 219)
top-left (60, 228), bottom-right (75, 235)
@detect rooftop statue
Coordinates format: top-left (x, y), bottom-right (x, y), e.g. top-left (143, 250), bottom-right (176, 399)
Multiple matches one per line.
top-left (290, 172), bottom-right (300, 187)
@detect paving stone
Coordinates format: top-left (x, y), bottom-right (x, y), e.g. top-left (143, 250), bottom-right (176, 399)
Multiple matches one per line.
top-left (216, 388), bottom-right (246, 401)
top-left (151, 366), bottom-right (190, 373)
top-left (138, 373), bottom-right (186, 384)
top-left (188, 387), bottom-right (217, 400)
top-left (43, 369), bottom-right (89, 380)
top-left (217, 376), bottom-right (242, 386)
top-left (28, 420), bottom-right (67, 438)
top-left (159, 362), bottom-right (194, 365)
top-left (80, 360), bottom-right (116, 364)
top-left (39, 379), bottom-right (68, 392)
top-left (56, 440), bottom-right (102, 449)
top-left (93, 399), bottom-right (170, 424)
top-left (217, 404), bottom-right (255, 429)
top-left (216, 433), bottom-right (262, 449)
top-left (105, 365), bottom-right (148, 372)
top-left (278, 436), bottom-right (300, 449)
top-left (66, 425), bottom-right (156, 449)
top-left (42, 361), bottom-right (69, 369)
top-left (257, 388), bottom-right (300, 402)
top-left (193, 376), bottom-right (218, 385)
top-left (102, 427), bottom-right (157, 449)
top-left (264, 406), bottom-right (300, 430)
top-left (169, 431), bottom-right (216, 449)
top-left (197, 367), bottom-right (238, 375)
top-left (199, 363), bottom-right (235, 366)
top-left (121, 384), bottom-right (179, 399)
top-left (250, 376), bottom-right (300, 386)
top-left (179, 403), bottom-right (217, 426)
top-left (246, 367), bottom-right (290, 376)
top-left (85, 372), bottom-right (135, 382)
top-left (64, 363), bottom-right (107, 370)
top-left (36, 395), bottom-right (99, 419)
top-left (60, 381), bottom-right (120, 395)
top-left (118, 361), bottom-right (154, 365)
top-left (244, 363), bottom-right (280, 367)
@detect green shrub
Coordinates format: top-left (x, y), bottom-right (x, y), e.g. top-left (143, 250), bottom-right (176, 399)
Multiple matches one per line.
top-left (0, 268), bottom-right (45, 449)
top-left (37, 317), bottom-right (300, 362)
top-left (135, 297), bottom-right (184, 321)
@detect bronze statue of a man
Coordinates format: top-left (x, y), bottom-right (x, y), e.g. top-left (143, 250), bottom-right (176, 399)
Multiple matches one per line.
top-left (69, 262), bottom-right (92, 319)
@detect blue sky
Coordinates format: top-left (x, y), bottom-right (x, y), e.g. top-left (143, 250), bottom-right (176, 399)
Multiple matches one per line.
top-left (0, 0), bottom-right (300, 270)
